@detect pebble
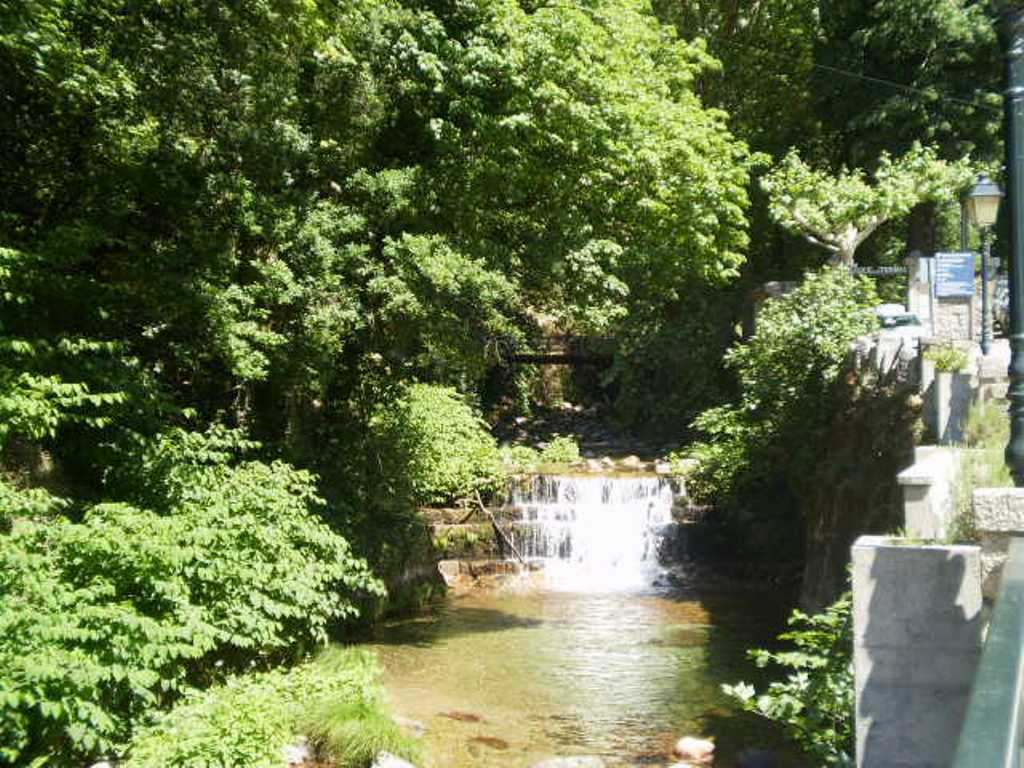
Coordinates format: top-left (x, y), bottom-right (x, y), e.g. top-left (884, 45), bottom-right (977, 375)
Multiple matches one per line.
top-left (673, 736), bottom-right (715, 763)
top-left (372, 754), bottom-right (418, 768)
top-left (530, 758), bottom-right (606, 768)
top-left (394, 715), bottom-right (428, 736)
top-left (282, 741), bottom-right (309, 765)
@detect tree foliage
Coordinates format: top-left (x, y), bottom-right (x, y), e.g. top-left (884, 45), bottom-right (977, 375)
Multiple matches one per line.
top-left (762, 144), bottom-right (974, 265)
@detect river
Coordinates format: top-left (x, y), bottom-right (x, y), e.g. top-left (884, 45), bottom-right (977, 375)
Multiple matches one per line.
top-left (366, 475), bottom-right (790, 767)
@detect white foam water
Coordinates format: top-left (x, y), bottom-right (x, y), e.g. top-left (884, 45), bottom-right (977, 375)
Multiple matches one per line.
top-left (506, 474), bottom-right (677, 592)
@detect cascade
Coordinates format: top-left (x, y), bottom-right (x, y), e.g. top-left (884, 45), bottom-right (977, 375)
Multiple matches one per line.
top-left (505, 474), bottom-right (679, 591)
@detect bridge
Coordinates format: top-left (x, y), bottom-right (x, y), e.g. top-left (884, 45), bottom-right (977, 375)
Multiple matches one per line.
top-left (491, 334), bottom-right (614, 366)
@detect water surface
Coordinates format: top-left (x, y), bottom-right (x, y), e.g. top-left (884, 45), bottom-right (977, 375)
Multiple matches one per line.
top-left (368, 586), bottom-right (788, 767)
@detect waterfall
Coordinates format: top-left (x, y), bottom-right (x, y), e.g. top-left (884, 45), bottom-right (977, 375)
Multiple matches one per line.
top-left (505, 474), bottom-right (678, 592)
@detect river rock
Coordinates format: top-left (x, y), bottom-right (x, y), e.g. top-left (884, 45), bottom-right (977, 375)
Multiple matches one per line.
top-left (737, 748), bottom-right (779, 768)
top-left (672, 736), bottom-right (714, 763)
top-left (620, 454), bottom-right (643, 469)
top-left (394, 715), bottom-right (428, 736)
top-left (281, 740), bottom-right (309, 765)
top-left (372, 753), bottom-right (418, 768)
top-left (439, 709), bottom-right (484, 722)
top-left (530, 758), bottom-right (606, 768)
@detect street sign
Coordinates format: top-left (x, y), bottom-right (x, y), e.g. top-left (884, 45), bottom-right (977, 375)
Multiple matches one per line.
top-left (850, 265), bottom-right (909, 277)
top-left (934, 251), bottom-right (976, 298)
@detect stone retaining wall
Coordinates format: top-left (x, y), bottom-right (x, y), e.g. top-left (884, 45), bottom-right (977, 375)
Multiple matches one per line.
top-left (971, 487), bottom-right (1024, 598)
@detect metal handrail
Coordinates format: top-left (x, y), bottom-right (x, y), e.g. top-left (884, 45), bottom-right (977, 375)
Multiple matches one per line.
top-left (953, 535), bottom-right (1024, 768)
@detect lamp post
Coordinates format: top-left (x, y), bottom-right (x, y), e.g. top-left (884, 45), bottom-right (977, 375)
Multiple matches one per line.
top-left (1003, 6), bottom-right (1024, 485)
top-left (965, 175), bottom-right (1003, 355)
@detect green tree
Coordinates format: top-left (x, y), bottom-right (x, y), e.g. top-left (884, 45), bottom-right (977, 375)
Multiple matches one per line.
top-left (761, 144), bottom-right (974, 265)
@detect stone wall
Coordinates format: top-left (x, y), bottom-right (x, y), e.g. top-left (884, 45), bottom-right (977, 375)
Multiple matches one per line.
top-left (971, 487), bottom-right (1024, 598)
top-left (798, 332), bottom-right (922, 611)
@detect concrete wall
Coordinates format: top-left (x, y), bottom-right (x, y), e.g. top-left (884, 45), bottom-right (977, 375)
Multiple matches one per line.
top-left (852, 536), bottom-right (983, 768)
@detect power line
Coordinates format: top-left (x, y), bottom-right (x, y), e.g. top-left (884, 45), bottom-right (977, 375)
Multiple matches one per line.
top-left (810, 61), bottom-right (1000, 114)
top-left (713, 36), bottom-right (1002, 116)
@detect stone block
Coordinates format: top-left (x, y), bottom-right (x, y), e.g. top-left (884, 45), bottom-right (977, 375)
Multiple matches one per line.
top-left (972, 487), bottom-right (1024, 532)
top-left (971, 487), bottom-right (1024, 598)
top-left (852, 536), bottom-right (982, 768)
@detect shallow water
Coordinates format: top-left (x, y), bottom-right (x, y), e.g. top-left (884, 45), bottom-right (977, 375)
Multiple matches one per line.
top-left (367, 586), bottom-right (789, 767)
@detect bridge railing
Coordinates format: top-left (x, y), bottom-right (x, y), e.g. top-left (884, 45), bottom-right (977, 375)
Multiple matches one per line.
top-left (952, 535), bottom-right (1024, 768)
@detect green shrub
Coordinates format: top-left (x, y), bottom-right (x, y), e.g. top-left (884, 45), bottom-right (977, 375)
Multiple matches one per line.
top-left (690, 268), bottom-right (878, 504)
top-left (125, 647), bottom-right (388, 768)
top-left (0, 433), bottom-right (383, 766)
top-left (498, 443), bottom-right (540, 473)
top-left (724, 593), bottom-right (854, 766)
top-left (539, 435), bottom-right (581, 465)
top-left (371, 383), bottom-right (503, 505)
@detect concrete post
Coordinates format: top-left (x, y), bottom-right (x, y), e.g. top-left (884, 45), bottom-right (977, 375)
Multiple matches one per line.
top-left (852, 536), bottom-right (983, 768)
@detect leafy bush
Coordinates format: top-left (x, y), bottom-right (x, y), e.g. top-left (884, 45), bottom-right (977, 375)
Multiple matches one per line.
top-left (498, 444), bottom-right (541, 474)
top-left (371, 383), bottom-right (503, 505)
top-left (540, 435), bottom-right (581, 465)
top-left (0, 432), bottom-right (383, 765)
top-left (724, 593), bottom-right (854, 766)
top-left (126, 647), bottom-right (391, 768)
top-left (690, 268), bottom-right (878, 504)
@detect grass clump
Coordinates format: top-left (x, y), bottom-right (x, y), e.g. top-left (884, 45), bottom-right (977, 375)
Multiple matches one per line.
top-left (951, 399), bottom-right (1013, 543)
top-left (303, 696), bottom-right (421, 768)
top-left (924, 342), bottom-right (969, 373)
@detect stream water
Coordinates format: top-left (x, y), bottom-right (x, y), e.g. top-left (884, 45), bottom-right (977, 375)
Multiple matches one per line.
top-left (367, 474), bottom-right (790, 767)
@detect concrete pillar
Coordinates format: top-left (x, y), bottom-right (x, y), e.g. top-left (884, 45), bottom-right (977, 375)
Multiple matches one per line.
top-left (852, 536), bottom-right (983, 768)
top-left (933, 372), bottom-right (973, 445)
top-left (897, 447), bottom-right (961, 540)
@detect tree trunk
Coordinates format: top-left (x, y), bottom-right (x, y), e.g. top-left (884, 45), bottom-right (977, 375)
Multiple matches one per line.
top-left (906, 201), bottom-right (938, 257)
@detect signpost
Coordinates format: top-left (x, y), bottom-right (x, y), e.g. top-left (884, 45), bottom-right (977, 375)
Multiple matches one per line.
top-left (850, 265), bottom-right (909, 277)
top-left (934, 251), bottom-right (976, 298)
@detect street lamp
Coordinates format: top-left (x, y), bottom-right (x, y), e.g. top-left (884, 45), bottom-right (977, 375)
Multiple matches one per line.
top-left (965, 174), bottom-right (1003, 355)
top-left (1002, 5), bottom-right (1024, 485)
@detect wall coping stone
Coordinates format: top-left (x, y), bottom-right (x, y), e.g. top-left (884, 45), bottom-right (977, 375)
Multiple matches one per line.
top-left (896, 446), bottom-right (960, 487)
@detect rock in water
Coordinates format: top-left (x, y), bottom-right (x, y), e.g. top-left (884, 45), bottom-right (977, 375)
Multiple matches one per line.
top-left (394, 715), bottom-right (428, 736)
top-left (673, 736), bottom-right (715, 763)
top-left (281, 741), bottom-right (309, 765)
top-left (439, 709), bottom-right (484, 722)
top-left (372, 753), bottom-right (419, 768)
top-left (737, 748), bottom-right (779, 768)
top-left (530, 758), bottom-right (606, 768)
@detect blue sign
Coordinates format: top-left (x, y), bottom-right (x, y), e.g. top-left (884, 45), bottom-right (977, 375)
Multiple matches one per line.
top-left (934, 251), bottom-right (976, 298)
